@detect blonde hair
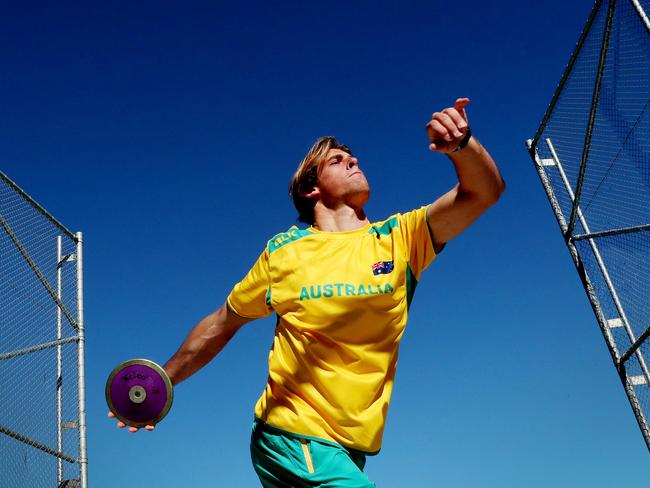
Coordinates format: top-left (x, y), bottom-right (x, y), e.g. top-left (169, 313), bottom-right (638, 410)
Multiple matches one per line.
top-left (289, 136), bottom-right (352, 224)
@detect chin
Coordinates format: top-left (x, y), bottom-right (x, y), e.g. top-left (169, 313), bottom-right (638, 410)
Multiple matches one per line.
top-left (351, 189), bottom-right (370, 208)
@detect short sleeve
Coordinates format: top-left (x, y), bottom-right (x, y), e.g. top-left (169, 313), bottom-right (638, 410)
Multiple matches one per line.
top-left (227, 249), bottom-right (273, 319)
top-left (398, 205), bottom-right (439, 279)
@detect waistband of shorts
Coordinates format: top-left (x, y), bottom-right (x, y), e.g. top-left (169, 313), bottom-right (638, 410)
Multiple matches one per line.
top-left (251, 417), bottom-right (378, 456)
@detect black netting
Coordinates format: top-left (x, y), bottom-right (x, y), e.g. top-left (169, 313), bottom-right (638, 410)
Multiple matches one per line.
top-left (529, 0), bottom-right (650, 450)
top-left (0, 171), bottom-right (84, 487)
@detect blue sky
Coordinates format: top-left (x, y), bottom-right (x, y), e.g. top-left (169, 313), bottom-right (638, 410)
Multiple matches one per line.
top-left (2, 1), bottom-right (649, 486)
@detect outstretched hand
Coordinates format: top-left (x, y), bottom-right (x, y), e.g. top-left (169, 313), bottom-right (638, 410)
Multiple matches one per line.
top-left (426, 98), bottom-right (470, 154)
top-left (107, 411), bottom-right (155, 433)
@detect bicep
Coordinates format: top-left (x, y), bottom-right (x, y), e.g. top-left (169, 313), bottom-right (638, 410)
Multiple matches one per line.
top-left (427, 184), bottom-right (493, 247)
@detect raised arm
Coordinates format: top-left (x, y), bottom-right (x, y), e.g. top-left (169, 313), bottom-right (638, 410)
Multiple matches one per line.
top-left (425, 98), bottom-right (505, 251)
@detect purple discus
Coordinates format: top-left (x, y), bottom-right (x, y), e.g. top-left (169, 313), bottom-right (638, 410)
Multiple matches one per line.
top-left (105, 359), bottom-right (173, 428)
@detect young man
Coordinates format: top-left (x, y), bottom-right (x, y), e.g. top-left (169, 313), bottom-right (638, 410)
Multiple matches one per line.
top-left (109, 98), bottom-right (505, 487)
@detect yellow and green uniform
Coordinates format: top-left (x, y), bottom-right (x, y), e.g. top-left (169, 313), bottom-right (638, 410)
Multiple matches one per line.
top-left (227, 205), bottom-right (439, 458)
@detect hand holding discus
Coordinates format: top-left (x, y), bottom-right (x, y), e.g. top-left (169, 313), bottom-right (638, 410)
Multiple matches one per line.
top-left (105, 358), bottom-right (174, 433)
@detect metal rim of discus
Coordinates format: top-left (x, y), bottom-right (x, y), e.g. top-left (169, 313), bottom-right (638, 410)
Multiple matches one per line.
top-left (105, 358), bottom-right (174, 428)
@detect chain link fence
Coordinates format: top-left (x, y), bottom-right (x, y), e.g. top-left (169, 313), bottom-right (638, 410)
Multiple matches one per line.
top-left (0, 170), bottom-right (87, 487)
top-left (527, 0), bottom-right (650, 451)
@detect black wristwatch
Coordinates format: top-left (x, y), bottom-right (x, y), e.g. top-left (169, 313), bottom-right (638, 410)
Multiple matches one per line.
top-left (451, 127), bottom-right (472, 153)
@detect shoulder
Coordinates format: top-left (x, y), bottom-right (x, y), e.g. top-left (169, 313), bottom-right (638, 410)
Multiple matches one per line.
top-left (267, 225), bottom-right (315, 254)
top-left (368, 214), bottom-right (401, 237)
top-left (367, 207), bottom-right (433, 246)
top-left (368, 206), bottom-right (428, 235)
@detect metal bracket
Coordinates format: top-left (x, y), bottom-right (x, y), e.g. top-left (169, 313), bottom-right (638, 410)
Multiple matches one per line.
top-left (608, 318), bottom-right (624, 329)
top-left (58, 253), bottom-right (76, 268)
top-left (540, 158), bottom-right (556, 167)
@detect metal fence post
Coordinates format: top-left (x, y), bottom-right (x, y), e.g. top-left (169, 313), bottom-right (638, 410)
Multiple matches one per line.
top-left (76, 231), bottom-right (88, 488)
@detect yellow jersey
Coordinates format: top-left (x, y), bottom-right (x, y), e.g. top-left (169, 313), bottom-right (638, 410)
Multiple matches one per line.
top-left (227, 205), bottom-right (438, 453)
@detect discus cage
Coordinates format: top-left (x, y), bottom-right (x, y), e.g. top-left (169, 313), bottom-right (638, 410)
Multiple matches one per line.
top-left (0, 170), bottom-right (87, 487)
top-left (527, 0), bottom-right (650, 451)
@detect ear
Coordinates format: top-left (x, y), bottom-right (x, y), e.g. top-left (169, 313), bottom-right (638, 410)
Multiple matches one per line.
top-left (303, 185), bottom-right (320, 200)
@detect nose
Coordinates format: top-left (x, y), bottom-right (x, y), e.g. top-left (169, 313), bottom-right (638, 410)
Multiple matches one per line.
top-left (346, 156), bottom-right (358, 170)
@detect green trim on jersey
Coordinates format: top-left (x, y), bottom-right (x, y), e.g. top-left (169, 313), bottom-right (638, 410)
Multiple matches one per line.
top-left (406, 264), bottom-right (418, 309)
top-left (368, 216), bottom-right (398, 236)
top-left (268, 227), bottom-right (314, 254)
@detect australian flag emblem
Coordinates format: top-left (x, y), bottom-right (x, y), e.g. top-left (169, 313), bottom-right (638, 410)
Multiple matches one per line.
top-left (372, 261), bottom-right (394, 276)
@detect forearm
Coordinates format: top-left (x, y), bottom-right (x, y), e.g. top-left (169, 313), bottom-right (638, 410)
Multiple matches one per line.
top-left (424, 99), bottom-right (506, 247)
top-left (448, 137), bottom-right (506, 203)
top-left (163, 303), bottom-right (246, 386)
top-left (448, 136), bottom-right (505, 203)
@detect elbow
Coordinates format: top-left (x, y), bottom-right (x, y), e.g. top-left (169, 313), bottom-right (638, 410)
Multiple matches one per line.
top-left (460, 175), bottom-right (506, 208)
top-left (495, 176), bottom-right (506, 201)
top-left (485, 177), bottom-right (506, 207)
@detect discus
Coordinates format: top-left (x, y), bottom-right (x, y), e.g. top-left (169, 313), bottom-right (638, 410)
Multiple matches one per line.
top-left (105, 358), bottom-right (174, 428)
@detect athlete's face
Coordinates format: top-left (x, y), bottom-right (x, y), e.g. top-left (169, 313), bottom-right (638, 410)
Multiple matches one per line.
top-left (316, 148), bottom-right (370, 207)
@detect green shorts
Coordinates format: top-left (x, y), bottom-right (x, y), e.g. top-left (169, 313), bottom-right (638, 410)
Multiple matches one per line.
top-left (250, 419), bottom-right (376, 488)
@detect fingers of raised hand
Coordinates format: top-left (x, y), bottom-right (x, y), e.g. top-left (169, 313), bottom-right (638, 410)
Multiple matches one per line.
top-left (453, 98), bottom-right (470, 123)
top-left (443, 108), bottom-right (467, 131)
top-left (427, 111), bottom-right (465, 143)
top-left (426, 117), bottom-right (453, 142)
top-left (439, 111), bottom-right (464, 138)
top-left (426, 99), bottom-right (471, 153)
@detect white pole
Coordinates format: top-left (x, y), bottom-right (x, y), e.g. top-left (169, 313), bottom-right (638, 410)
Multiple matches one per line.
top-left (76, 232), bottom-right (88, 488)
top-left (56, 236), bottom-right (63, 484)
top-left (629, 0), bottom-right (650, 34)
top-left (546, 138), bottom-right (650, 385)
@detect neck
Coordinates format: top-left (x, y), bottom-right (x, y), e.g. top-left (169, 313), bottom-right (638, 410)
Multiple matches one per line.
top-left (312, 204), bottom-right (369, 232)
